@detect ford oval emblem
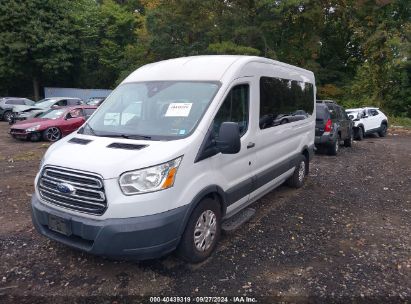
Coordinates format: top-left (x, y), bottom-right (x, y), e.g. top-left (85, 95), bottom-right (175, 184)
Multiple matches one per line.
top-left (56, 183), bottom-right (75, 194)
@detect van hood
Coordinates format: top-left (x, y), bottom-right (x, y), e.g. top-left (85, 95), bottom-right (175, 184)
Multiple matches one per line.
top-left (43, 134), bottom-right (191, 179)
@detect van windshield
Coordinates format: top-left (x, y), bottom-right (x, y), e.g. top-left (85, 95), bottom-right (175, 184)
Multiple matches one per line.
top-left (82, 81), bottom-right (220, 140)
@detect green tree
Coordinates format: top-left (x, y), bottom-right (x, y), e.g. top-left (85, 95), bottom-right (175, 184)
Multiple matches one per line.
top-left (0, 0), bottom-right (78, 100)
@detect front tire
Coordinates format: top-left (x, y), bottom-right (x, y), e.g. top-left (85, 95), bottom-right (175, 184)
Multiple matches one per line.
top-left (355, 127), bottom-right (364, 141)
top-left (378, 123), bottom-right (387, 137)
top-left (43, 127), bottom-right (61, 142)
top-left (177, 198), bottom-right (221, 263)
top-left (344, 131), bottom-right (353, 147)
top-left (3, 111), bottom-right (13, 122)
top-left (286, 155), bottom-right (307, 188)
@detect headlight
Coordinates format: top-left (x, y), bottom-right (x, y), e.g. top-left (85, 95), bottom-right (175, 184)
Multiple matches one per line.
top-left (26, 125), bottom-right (41, 132)
top-left (119, 156), bottom-right (182, 195)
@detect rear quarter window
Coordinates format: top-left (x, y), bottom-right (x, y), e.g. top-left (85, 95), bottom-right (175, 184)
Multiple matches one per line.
top-left (316, 105), bottom-right (329, 120)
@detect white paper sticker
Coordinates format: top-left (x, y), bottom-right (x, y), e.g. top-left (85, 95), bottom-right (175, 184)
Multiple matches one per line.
top-left (165, 103), bottom-right (192, 117)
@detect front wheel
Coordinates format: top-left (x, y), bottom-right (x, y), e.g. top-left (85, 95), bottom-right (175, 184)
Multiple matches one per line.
top-left (43, 127), bottom-right (61, 142)
top-left (344, 131), bottom-right (353, 147)
top-left (286, 155), bottom-right (307, 188)
top-left (177, 198), bottom-right (221, 263)
top-left (378, 124), bottom-right (387, 137)
top-left (355, 127), bottom-right (364, 141)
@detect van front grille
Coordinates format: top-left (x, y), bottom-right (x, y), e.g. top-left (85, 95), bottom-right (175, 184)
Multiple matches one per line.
top-left (38, 166), bottom-right (107, 215)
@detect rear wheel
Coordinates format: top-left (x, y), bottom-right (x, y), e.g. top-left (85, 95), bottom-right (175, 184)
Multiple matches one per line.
top-left (344, 131), bottom-right (353, 147)
top-left (328, 137), bottom-right (339, 156)
top-left (43, 127), bottom-right (61, 142)
top-left (286, 155), bottom-right (307, 188)
top-left (3, 111), bottom-right (13, 122)
top-left (177, 198), bottom-right (221, 263)
top-left (378, 123), bottom-right (387, 137)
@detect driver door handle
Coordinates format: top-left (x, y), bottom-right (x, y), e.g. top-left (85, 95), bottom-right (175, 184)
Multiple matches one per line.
top-left (247, 142), bottom-right (255, 149)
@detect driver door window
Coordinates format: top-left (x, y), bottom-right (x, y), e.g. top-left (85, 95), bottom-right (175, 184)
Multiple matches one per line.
top-left (213, 84), bottom-right (249, 138)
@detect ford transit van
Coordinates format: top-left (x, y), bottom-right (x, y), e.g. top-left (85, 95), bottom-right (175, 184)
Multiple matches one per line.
top-left (31, 56), bottom-right (316, 263)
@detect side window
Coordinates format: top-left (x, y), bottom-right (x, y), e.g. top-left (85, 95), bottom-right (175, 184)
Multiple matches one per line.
top-left (57, 99), bottom-right (67, 106)
top-left (328, 105), bottom-right (338, 119)
top-left (213, 84), bottom-right (249, 138)
top-left (370, 109), bottom-right (379, 116)
top-left (259, 77), bottom-right (313, 129)
top-left (6, 100), bottom-right (21, 105)
top-left (337, 107), bottom-right (345, 119)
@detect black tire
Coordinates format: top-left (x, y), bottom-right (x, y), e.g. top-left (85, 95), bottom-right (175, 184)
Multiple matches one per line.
top-left (328, 137), bottom-right (339, 156)
top-left (3, 111), bottom-right (13, 122)
top-left (286, 155), bottom-right (307, 188)
top-left (43, 127), bottom-right (61, 142)
top-left (378, 123), bottom-right (387, 137)
top-left (344, 130), bottom-right (353, 147)
top-left (29, 132), bottom-right (41, 142)
top-left (177, 198), bottom-right (221, 263)
top-left (355, 127), bottom-right (364, 141)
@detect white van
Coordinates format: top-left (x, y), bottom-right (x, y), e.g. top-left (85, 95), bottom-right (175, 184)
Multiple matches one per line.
top-left (31, 56), bottom-right (316, 262)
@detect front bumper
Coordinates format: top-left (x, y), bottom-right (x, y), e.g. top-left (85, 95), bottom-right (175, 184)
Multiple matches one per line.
top-left (9, 130), bottom-right (30, 139)
top-left (31, 195), bottom-right (189, 260)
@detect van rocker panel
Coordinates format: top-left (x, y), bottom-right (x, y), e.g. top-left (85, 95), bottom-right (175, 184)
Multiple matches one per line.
top-left (31, 195), bottom-right (188, 259)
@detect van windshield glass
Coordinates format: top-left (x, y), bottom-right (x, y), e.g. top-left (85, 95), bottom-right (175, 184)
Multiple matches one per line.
top-left (82, 81), bottom-right (220, 140)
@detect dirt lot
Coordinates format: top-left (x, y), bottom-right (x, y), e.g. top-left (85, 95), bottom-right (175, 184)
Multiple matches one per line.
top-left (0, 121), bottom-right (410, 303)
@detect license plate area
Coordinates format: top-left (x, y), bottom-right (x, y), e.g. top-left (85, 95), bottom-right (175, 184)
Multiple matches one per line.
top-left (48, 215), bottom-right (72, 236)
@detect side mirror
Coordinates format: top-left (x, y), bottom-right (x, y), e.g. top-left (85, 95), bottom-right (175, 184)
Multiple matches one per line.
top-left (216, 122), bottom-right (241, 154)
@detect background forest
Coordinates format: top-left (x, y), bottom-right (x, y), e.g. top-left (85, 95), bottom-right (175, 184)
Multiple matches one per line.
top-left (0, 0), bottom-right (409, 119)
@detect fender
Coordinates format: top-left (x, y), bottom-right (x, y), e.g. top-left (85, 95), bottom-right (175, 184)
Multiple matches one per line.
top-left (177, 185), bottom-right (227, 236)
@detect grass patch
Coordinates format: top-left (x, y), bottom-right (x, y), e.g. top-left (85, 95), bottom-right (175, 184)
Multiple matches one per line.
top-left (13, 150), bottom-right (42, 161)
top-left (389, 116), bottom-right (411, 129)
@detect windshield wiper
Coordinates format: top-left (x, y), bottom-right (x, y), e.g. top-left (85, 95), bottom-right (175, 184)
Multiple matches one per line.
top-left (102, 133), bottom-right (152, 140)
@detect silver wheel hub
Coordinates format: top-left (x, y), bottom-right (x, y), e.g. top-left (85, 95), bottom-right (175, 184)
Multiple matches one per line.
top-left (335, 140), bottom-right (339, 152)
top-left (298, 161), bottom-right (305, 182)
top-left (194, 210), bottom-right (217, 252)
top-left (47, 127), bottom-right (60, 141)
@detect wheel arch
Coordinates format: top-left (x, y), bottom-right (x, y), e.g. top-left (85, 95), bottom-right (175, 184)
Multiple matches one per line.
top-left (178, 185), bottom-right (227, 237)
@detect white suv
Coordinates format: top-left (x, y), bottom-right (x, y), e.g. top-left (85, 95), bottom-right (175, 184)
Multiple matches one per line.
top-left (346, 107), bottom-right (388, 140)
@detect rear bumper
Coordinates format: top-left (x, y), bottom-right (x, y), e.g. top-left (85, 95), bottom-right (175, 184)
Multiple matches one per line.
top-left (31, 195), bottom-right (189, 260)
top-left (315, 133), bottom-right (337, 146)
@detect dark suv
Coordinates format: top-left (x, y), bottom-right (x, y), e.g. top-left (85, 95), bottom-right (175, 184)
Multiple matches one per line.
top-left (315, 100), bottom-right (353, 155)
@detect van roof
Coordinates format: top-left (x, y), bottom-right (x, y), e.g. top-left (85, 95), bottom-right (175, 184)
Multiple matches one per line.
top-left (122, 55), bottom-right (314, 83)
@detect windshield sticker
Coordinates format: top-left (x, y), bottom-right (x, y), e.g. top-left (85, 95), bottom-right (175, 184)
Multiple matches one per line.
top-left (179, 129), bottom-right (186, 135)
top-left (165, 103), bottom-right (192, 117)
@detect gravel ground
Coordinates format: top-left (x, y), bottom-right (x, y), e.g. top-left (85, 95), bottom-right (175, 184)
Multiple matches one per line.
top-left (0, 121), bottom-right (410, 303)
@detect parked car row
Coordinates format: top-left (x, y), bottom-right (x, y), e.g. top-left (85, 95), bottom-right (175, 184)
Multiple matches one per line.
top-left (0, 96), bottom-right (106, 124)
top-left (10, 105), bottom-right (97, 142)
top-left (315, 100), bottom-right (388, 155)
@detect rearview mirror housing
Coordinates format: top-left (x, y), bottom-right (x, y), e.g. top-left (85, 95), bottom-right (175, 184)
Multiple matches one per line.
top-left (216, 122), bottom-right (241, 154)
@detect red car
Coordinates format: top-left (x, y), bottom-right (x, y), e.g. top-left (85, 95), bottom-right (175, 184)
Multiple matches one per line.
top-left (10, 106), bottom-right (97, 142)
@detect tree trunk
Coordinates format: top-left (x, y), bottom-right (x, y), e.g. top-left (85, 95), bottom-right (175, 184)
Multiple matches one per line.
top-left (33, 78), bottom-right (39, 101)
